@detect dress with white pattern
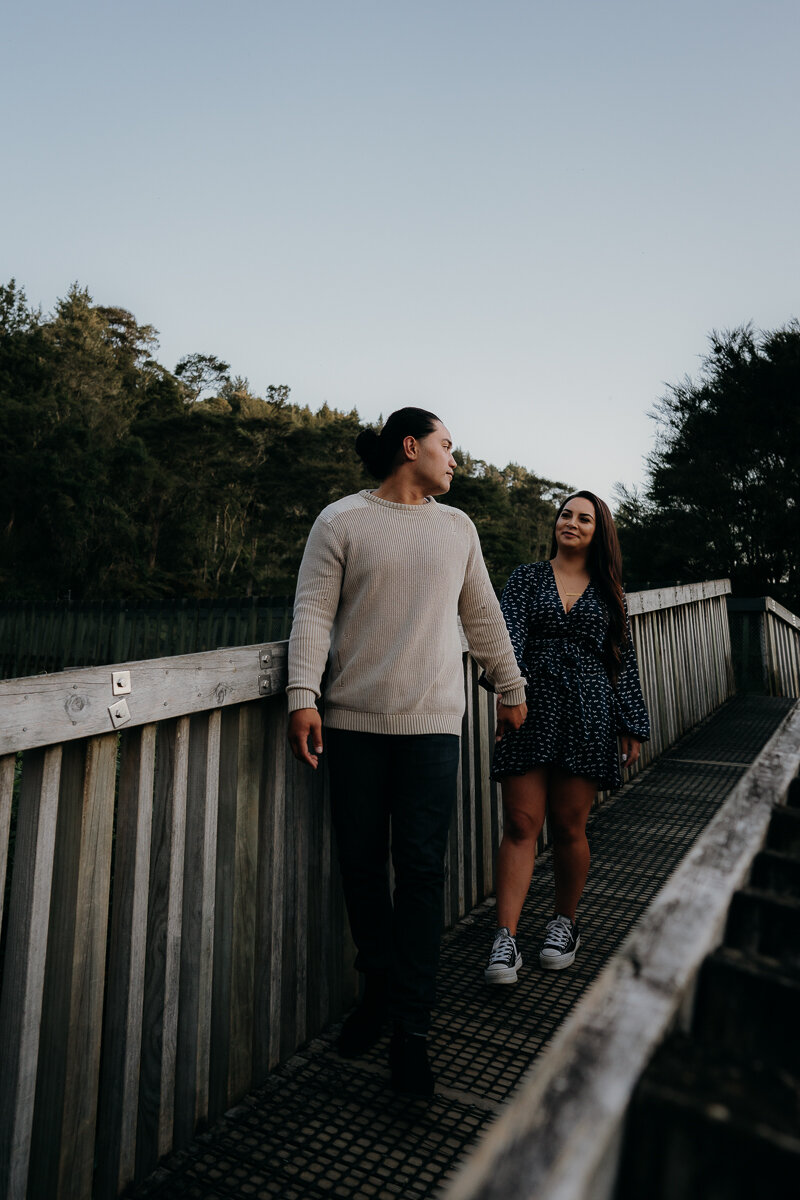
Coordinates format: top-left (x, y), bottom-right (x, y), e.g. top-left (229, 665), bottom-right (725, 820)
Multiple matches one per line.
top-left (491, 561), bottom-right (650, 789)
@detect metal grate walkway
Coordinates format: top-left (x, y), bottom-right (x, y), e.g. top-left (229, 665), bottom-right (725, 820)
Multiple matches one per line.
top-left (131, 696), bottom-right (794, 1200)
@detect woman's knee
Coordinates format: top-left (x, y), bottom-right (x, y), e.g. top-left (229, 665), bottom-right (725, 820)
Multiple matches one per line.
top-left (503, 807), bottom-right (541, 845)
top-left (549, 815), bottom-right (588, 847)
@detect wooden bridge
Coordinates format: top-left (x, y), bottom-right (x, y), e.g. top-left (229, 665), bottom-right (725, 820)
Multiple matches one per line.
top-left (0, 580), bottom-right (798, 1200)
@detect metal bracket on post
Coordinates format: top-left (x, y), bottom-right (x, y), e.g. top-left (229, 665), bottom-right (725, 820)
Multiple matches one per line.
top-left (258, 670), bottom-right (278, 696)
top-left (258, 648), bottom-right (278, 695)
top-left (108, 699), bottom-right (132, 729)
top-left (112, 671), bottom-right (131, 695)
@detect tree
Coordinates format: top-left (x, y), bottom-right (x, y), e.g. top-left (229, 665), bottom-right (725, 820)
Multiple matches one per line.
top-left (615, 323), bottom-right (800, 609)
top-left (174, 353), bottom-right (231, 403)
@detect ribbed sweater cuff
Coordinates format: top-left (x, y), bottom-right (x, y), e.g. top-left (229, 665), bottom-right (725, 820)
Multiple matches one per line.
top-left (287, 688), bottom-right (320, 713)
top-left (498, 682), bottom-right (527, 707)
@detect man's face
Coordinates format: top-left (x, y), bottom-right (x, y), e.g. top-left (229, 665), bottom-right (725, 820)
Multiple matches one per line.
top-left (413, 422), bottom-right (457, 496)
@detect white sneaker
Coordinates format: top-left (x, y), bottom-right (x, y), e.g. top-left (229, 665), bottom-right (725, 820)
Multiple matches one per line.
top-left (539, 915), bottom-right (581, 970)
top-left (484, 927), bottom-right (522, 984)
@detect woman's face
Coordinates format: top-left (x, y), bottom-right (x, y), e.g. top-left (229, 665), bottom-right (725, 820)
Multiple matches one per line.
top-left (555, 495), bottom-right (596, 553)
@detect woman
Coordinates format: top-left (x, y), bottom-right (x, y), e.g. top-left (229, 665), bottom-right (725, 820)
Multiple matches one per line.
top-left (485, 490), bottom-right (650, 983)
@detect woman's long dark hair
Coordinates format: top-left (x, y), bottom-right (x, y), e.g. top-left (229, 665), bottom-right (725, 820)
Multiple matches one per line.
top-left (355, 407), bottom-right (441, 479)
top-left (549, 490), bottom-right (628, 685)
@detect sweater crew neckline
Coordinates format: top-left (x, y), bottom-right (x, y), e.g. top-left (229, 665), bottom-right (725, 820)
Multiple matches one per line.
top-left (360, 489), bottom-right (435, 511)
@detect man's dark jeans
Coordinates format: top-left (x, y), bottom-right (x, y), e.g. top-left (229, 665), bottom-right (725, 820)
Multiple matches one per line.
top-left (325, 729), bottom-right (460, 1036)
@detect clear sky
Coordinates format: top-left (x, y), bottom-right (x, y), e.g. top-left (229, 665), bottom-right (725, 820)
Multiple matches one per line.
top-left (2, 0), bottom-right (798, 502)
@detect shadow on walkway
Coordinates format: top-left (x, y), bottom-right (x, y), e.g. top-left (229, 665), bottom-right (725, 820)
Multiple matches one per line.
top-left (131, 696), bottom-right (793, 1200)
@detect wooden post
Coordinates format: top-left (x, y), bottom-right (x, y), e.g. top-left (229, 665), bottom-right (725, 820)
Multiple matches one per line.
top-left (0, 746), bottom-right (62, 1200)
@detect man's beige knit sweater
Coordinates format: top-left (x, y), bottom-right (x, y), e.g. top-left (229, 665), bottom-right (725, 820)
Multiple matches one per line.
top-left (287, 490), bottom-right (526, 736)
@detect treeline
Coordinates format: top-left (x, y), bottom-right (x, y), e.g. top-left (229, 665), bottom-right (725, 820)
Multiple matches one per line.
top-left (0, 281), bottom-right (570, 602)
top-left (614, 322), bottom-right (800, 614)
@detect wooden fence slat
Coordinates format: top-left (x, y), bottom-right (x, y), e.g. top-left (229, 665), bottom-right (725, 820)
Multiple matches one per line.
top-left (0, 753), bottom-right (15, 934)
top-left (161, 717), bottom-right (189, 1156)
top-left (269, 709), bottom-right (288, 1069)
top-left (209, 705), bottom-right (239, 1118)
top-left (253, 702), bottom-right (286, 1077)
top-left (136, 717), bottom-right (189, 1178)
top-left (29, 742), bottom-right (87, 1199)
top-left (0, 745), bottom-right (62, 1200)
top-left (315, 743), bottom-right (333, 1033)
top-left (279, 755), bottom-right (301, 1062)
top-left (292, 722), bottom-right (309, 1051)
top-left (57, 733), bottom-right (117, 1196)
top-left (477, 681), bottom-right (494, 897)
top-left (95, 724), bottom-right (156, 1197)
top-left (228, 704), bottom-right (261, 1100)
top-left (175, 710), bottom-right (221, 1145)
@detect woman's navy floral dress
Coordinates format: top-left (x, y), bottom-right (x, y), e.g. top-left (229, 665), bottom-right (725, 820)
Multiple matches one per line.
top-left (491, 561), bottom-right (650, 789)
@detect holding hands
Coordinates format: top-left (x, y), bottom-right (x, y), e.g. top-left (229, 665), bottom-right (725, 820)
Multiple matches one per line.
top-left (495, 699), bottom-right (527, 742)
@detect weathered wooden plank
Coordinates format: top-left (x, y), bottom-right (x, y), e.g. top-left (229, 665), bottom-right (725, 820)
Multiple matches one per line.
top-left (303, 730), bottom-right (324, 1037)
top-left (57, 734), bottom-right (117, 1196)
top-left (461, 662), bottom-right (477, 913)
top-left (316, 748), bottom-right (334, 1031)
top-left (0, 745), bottom-right (62, 1200)
top-left (28, 741), bottom-right (86, 1200)
top-left (476, 673), bottom-right (494, 900)
top-left (626, 578), bottom-right (730, 616)
top-left (95, 724), bottom-right (156, 1196)
top-left (175, 710), bottom-right (221, 1146)
top-left (254, 700), bottom-right (287, 1077)
top-left (161, 718), bottom-right (189, 1157)
top-left (279, 753), bottom-right (301, 1062)
top-left (135, 717), bottom-right (189, 1179)
top-left (209, 705), bottom-right (239, 1119)
top-left (0, 641), bottom-right (288, 754)
top-left (228, 704), bottom-right (261, 1101)
top-left (0, 753), bottom-right (15, 934)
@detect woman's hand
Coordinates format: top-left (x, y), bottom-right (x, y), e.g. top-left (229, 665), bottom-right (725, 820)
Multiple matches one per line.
top-left (620, 735), bottom-right (641, 770)
top-left (495, 699), bottom-right (527, 742)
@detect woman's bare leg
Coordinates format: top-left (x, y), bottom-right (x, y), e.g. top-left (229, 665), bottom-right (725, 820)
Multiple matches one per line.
top-left (546, 767), bottom-right (598, 920)
top-left (495, 768), bottom-right (548, 934)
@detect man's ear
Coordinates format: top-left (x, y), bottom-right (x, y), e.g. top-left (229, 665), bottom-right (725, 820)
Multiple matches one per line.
top-left (402, 434), bottom-right (418, 461)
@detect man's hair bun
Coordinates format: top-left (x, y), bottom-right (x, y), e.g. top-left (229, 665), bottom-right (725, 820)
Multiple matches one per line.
top-left (355, 408), bottom-right (441, 479)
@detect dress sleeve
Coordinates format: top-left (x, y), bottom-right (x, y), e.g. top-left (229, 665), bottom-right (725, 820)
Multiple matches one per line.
top-left (499, 564), bottom-right (536, 679)
top-left (614, 609), bottom-right (650, 741)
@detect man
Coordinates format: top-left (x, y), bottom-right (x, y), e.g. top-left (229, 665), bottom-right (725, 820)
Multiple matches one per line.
top-left (287, 407), bottom-right (527, 1096)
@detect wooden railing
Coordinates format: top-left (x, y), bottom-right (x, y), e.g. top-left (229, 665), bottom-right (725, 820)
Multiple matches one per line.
top-left (615, 578), bottom-right (733, 780)
top-left (728, 596), bottom-right (800, 697)
top-left (0, 579), bottom-right (733, 1199)
top-left (0, 597), bottom-right (294, 681)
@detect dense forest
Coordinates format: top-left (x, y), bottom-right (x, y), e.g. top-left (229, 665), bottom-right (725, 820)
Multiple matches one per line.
top-left (0, 281), bottom-right (571, 602)
top-left (615, 322), bottom-right (800, 613)
top-left (3, 281), bottom-right (797, 612)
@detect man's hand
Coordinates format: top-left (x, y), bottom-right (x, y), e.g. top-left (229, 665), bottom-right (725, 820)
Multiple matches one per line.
top-left (620, 735), bottom-right (641, 770)
top-left (288, 708), bottom-right (324, 769)
top-left (495, 699), bottom-right (527, 742)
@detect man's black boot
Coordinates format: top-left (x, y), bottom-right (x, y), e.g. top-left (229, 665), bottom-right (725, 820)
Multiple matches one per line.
top-left (337, 973), bottom-right (389, 1058)
top-left (389, 1026), bottom-right (435, 1098)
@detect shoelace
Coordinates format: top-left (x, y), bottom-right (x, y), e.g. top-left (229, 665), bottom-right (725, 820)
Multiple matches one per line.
top-left (543, 919), bottom-right (572, 950)
top-left (489, 932), bottom-right (517, 964)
